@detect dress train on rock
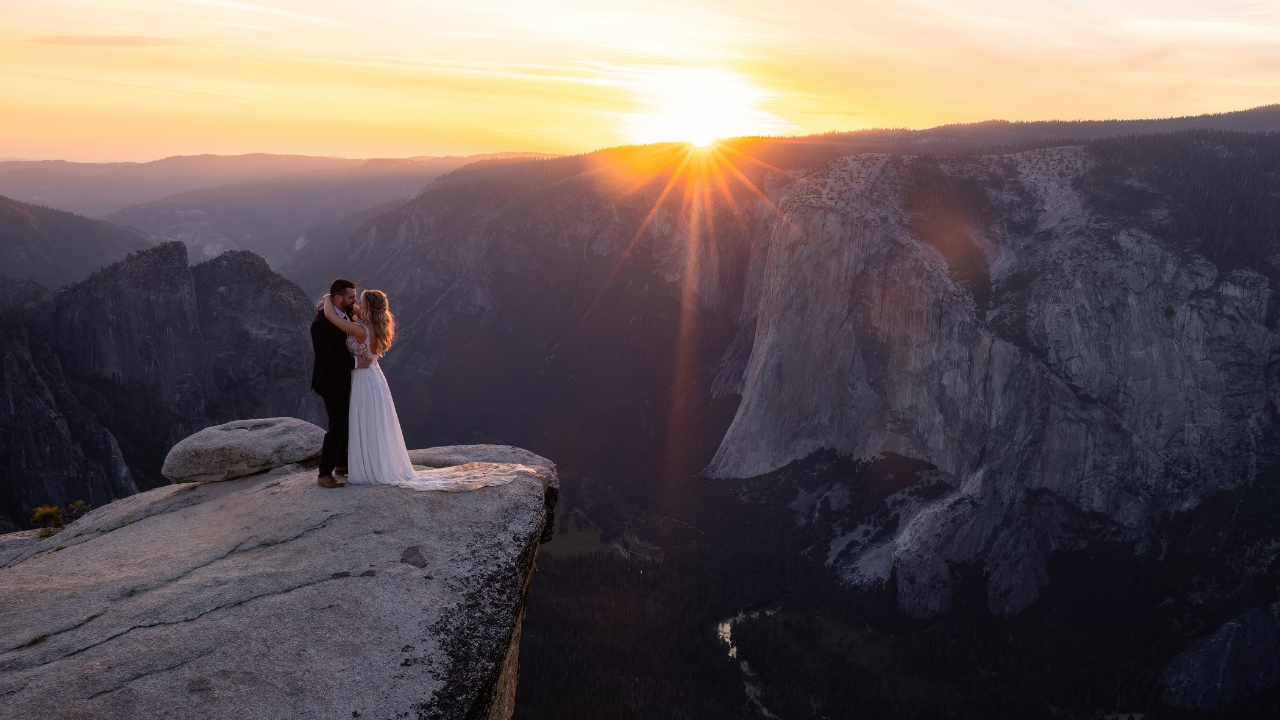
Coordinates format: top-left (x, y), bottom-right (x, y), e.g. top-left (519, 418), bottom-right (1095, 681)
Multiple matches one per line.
top-left (345, 331), bottom-right (516, 492)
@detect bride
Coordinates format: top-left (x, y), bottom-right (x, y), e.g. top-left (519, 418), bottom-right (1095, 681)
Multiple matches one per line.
top-left (321, 290), bottom-right (514, 492)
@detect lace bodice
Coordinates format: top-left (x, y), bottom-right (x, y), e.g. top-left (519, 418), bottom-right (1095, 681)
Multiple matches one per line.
top-left (347, 324), bottom-right (376, 362)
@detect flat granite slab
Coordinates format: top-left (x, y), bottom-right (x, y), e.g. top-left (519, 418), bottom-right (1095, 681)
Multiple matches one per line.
top-left (0, 453), bottom-right (554, 720)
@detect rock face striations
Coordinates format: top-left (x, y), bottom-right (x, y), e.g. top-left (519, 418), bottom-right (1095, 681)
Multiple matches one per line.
top-left (0, 424), bottom-right (557, 720)
top-left (0, 277), bottom-right (138, 527)
top-left (708, 140), bottom-right (1280, 617)
top-left (189, 250), bottom-right (324, 425)
top-left (0, 242), bottom-right (321, 528)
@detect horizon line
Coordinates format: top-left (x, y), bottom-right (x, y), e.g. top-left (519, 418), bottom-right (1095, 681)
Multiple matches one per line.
top-left (6, 102), bottom-right (1277, 166)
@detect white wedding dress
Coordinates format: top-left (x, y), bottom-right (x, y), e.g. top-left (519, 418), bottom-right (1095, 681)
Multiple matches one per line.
top-left (346, 326), bottom-right (518, 492)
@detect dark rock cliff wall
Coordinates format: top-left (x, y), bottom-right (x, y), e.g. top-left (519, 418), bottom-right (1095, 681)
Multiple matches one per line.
top-left (709, 141), bottom-right (1280, 617)
top-left (0, 242), bottom-right (320, 526)
top-left (191, 251), bottom-right (322, 425)
top-left (0, 318), bottom-right (138, 526)
top-left (32, 242), bottom-right (208, 479)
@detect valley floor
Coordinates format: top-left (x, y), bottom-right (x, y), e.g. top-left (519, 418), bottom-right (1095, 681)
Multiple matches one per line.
top-left (514, 466), bottom-right (1280, 720)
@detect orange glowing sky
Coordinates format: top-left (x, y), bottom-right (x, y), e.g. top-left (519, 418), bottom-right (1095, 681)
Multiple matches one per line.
top-left (3, 0), bottom-right (1279, 162)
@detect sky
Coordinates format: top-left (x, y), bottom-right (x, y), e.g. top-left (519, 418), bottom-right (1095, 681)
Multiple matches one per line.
top-left (2, 0), bottom-right (1279, 162)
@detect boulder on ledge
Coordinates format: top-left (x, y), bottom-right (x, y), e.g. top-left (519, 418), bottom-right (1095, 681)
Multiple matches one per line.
top-left (1, 434), bottom-right (557, 720)
top-left (161, 417), bottom-right (324, 483)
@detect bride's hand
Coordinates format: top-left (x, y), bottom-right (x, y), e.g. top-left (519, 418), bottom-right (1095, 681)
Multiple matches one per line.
top-left (315, 297), bottom-right (325, 312)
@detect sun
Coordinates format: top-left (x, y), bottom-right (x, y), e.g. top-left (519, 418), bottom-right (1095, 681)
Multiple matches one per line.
top-left (621, 68), bottom-right (791, 147)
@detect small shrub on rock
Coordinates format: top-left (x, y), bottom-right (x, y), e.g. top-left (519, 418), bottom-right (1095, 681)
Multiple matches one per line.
top-left (32, 506), bottom-right (64, 537)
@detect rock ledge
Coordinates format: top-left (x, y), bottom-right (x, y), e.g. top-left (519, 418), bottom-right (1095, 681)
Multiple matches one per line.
top-left (1, 431), bottom-right (555, 720)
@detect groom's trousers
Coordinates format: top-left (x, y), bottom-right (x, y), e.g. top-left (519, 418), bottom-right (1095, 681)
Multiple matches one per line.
top-left (319, 390), bottom-right (350, 477)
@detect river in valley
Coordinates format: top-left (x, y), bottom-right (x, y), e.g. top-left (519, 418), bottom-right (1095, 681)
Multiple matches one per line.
top-left (717, 608), bottom-right (781, 718)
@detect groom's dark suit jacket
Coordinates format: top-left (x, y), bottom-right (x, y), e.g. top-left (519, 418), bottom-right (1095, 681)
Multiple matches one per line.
top-left (310, 309), bottom-right (352, 398)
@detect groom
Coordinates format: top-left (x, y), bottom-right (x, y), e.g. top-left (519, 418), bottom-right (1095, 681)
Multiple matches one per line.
top-left (312, 278), bottom-right (372, 489)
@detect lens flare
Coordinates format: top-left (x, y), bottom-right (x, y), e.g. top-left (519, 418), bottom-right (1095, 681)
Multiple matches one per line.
top-left (561, 138), bottom-right (817, 503)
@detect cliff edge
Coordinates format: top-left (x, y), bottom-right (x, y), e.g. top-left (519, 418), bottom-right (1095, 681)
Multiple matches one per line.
top-left (0, 419), bottom-right (556, 720)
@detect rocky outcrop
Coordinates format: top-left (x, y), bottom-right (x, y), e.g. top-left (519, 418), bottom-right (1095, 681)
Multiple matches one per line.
top-left (190, 251), bottom-right (325, 424)
top-left (0, 283), bottom-right (138, 525)
top-left (161, 418), bottom-right (324, 483)
top-left (0, 242), bottom-right (322, 527)
top-left (29, 242), bottom-right (323, 484)
top-left (0, 432), bottom-right (557, 720)
top-left (0, 529), bottom-right (40, 566)
top-left (1162, 608), bottom-right (1280, 711)
top-left (708, 145), bottom-right (1280, 616)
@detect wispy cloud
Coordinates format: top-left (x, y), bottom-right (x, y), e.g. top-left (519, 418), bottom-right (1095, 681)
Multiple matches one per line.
top-left (32, 35), bottom-right (190, 47)
top-left (0, 70), bottom-right (249, 101)
top-left (173, 0), bottom-right (342, 27)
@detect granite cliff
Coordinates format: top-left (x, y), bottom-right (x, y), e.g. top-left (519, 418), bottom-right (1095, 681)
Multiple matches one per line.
top-left (0, 242), bottom-right (321, 528)
top-left (0, 421), bottom-right (558, 720)
top-left (0, 280), bottom-right (138, 528)
top-left (708, 138), bottom-right (1280, 617)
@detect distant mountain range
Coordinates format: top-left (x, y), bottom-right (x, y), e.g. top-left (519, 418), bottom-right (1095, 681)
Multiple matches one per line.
top-left (104, 157), bottom-right (498, 268)
top-left (0, 195), bottom-right (151, 288)
top-left (0, 154), bottom-right (365, 217)
top-left (0, 151), bottom-right (557, 218)
top-left (711, 103), bottom-right (1280, 171)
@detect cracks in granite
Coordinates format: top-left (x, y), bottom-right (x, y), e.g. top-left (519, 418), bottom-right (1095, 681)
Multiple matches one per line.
top-left (3, 510), bottom-right (353, 669)
top-left (45, 572), bottom-right (346, 667)
top-left (84, 647), bottom-right (219, 700)
top-left (0, 610), bottom-right (106, 655)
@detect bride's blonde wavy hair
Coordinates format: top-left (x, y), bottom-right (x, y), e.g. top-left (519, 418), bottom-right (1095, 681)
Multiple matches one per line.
top-left (360, 289), bottom-right (395, 356)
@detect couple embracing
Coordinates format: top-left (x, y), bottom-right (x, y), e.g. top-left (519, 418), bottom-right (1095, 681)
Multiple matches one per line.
top-left (310, 278), bottom-right (508, 493)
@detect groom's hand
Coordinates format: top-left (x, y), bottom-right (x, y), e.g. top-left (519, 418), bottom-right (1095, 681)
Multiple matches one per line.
top-left (357, 356), bottom-right (373, 369)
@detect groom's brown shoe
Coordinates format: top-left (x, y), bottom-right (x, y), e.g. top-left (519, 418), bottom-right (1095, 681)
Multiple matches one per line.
top-left (336, 466), bottom-right (348, 476)
top-left (317, 474), bottom-right (341, 489)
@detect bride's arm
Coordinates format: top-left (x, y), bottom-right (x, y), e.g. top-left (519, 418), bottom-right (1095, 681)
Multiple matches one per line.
top-left (323, 296), bottom-right (368, 342)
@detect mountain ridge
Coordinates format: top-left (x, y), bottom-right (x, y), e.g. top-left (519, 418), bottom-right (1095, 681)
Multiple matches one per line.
top-left (0, 194), bottom-right (152, 288)
top-left (0, 242), bottom-right (321, 527)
